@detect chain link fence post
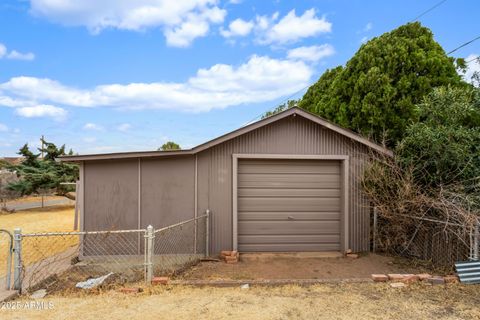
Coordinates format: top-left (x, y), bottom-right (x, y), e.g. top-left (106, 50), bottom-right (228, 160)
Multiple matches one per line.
top-left (145, 225), bottom-right (154, 284)
top-left (13, 228), bottom-right (22, 292)
top-left (372, 207), bottom-right (378, 253)
top-left (474, 221), bottom-right (479, 261)
top-left (205, 209), bottom-right (210, 258)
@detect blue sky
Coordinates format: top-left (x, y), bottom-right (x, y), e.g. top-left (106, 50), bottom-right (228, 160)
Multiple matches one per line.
top-left (0, 0), bottom-right (478, 156)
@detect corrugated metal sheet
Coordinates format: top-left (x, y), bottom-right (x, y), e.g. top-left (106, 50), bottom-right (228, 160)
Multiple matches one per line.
top-left (140, 156), bottom-right (195, 228)
top-left (455, 260), bottom-right (480, 284)
top-left (84, 159), bottom-right (139, 231)
top-left (197, 115), bottom-right (371, 253)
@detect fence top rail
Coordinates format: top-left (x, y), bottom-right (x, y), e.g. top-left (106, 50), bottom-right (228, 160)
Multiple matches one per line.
top-left (20, 228), bottom-right (147, 237)
top-left (18, 212), bottom-right (210, 237)
top-left (154, 213), bottom-right (208, 234)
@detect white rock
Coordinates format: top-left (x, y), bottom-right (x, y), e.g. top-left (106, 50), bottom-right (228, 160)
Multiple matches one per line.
top-left (30, 289), bottom-right (47, 299)
top-left (240, 284), bottom-right (250, 289)
top-left (76, 272), bottom-right (114, 289)
top-left (390, 282), bottom-right (406, 288)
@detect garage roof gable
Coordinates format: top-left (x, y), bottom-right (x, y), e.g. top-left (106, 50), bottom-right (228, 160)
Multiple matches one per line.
top-left (60, 107), bottom-right (393, 161)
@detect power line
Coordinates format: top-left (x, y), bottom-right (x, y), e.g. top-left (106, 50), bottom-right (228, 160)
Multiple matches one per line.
top-left (466, 56), bottom-right (479, 64)
top-left (411, 0), bottom-right (448, 22)
top-left (447, 35), bottom-right (480, 55)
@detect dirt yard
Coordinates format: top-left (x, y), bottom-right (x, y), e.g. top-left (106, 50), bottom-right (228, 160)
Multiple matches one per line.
top-left (2, 283), bottom-right (480, 320)
top-left (180, 253), bottom-right (426, 280)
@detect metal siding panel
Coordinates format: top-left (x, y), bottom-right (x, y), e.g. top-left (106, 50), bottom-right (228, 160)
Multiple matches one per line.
top-left (140, 156), bottom-right (195, 229)
top-left (84, 159), bottom-right (139, 231)
top-left (199, 115), bottom-right (372, 253)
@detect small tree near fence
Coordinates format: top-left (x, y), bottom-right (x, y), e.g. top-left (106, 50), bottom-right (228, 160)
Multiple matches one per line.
top-left (6, 139), bottom-right (78, 200)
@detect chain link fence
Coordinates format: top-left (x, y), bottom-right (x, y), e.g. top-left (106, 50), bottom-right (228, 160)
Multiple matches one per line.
top-left (372, 212), bottom-right (479, 270)
top-left (17, 229), bottom-right (145, 293)
top-left (0, 229), bottom-right (13, 290)
top-left (5, 211), bottom-right (210, 294)
top-left (153, 213), bottom-right (208, 276)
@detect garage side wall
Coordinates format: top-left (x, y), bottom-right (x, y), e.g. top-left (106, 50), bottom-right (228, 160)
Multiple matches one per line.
top-left (83, 156), bottom-right (196, 231)
top-left (84, 159), bottom-right (139, 231)
top-left (140, 156), bottom-right (195, 228)
top-left (197, 115), bottom-right (371, 254)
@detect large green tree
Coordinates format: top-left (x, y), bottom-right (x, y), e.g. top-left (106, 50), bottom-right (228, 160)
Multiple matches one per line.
top-left (7, 139), bottom-right (79, 199)
top-left (261, 100), bottom-right (297, 119)
top-left (299, 22), bottom-right (467, 146)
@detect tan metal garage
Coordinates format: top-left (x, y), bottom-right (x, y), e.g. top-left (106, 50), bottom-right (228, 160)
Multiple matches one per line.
top-left (237, 159), bottom-right (342, 252)
top-left (63, 107), bottom-right (393, 254)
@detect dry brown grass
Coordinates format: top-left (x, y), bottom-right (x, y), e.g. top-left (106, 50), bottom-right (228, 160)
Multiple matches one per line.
top-left (2, 283), bottom-right (480, 319)
top-left (0, 205), bottom-right (75, 233)
top-left (0, 205), bottom-right (76, 277)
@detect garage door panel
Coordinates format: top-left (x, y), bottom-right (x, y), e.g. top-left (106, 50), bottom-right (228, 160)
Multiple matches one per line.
top-left (238, 173), bottom-right (340, 189)
top-left (238, 160), bottom-right (340, 174)
top-left (238, 221), bottom-right (340, 235)
top-left (238, 197), bottom-right (340, 212)
top-left (239, 234), bottom-right (340, 244)
top-left (238, 188), bottom-right (341, 198)
top-left (239, 243), bottom-right (341, 252)
top-left (238, 211), bottom-right (340, 221)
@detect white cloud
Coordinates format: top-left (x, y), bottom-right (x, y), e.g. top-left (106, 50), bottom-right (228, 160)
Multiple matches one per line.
top-left (0, 43), bottom-right (35, 61)
top-left (256, 9), bottom-right (331, 45)
top-left (220, 18), bottom-right (254, 38)
top-left (0, 123), bottom-right (8, 132)
top-left (165, 7), bottom-right (226, 47)
top-left (117, 123), bottom-right (132, 132)
top-left (0, 43), bottom-right (6, 58)
top-left (7, 50), bottom-right (35, 61)
top-left (0, 55), bottom-right (312, 112)
top-left (363, 22), bottom-right (372, 32)
top-left (83, 123), bottom-right (104, 131)
top-left (1, 77), bottom-right (96, 107)
top-left (287, 44), bottom-right (335, 62)
top-left (462, 54), bottom-right (479, 86)
top-left (14, 104), bottom-right (67, 121)
top-left (360, 36), bottom-right (369, 44)
top-left (29, 0), bottom-right (226, 47)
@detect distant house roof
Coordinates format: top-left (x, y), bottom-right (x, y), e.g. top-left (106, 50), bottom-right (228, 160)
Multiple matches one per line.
top-left (60, 107), bottom-right (393, 162)
top-left (0, 157), bottom-right (24, 166)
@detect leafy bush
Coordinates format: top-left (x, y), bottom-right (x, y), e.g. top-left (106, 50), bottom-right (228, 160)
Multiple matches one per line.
top-left (396, 87), bottom-right (480, 189)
